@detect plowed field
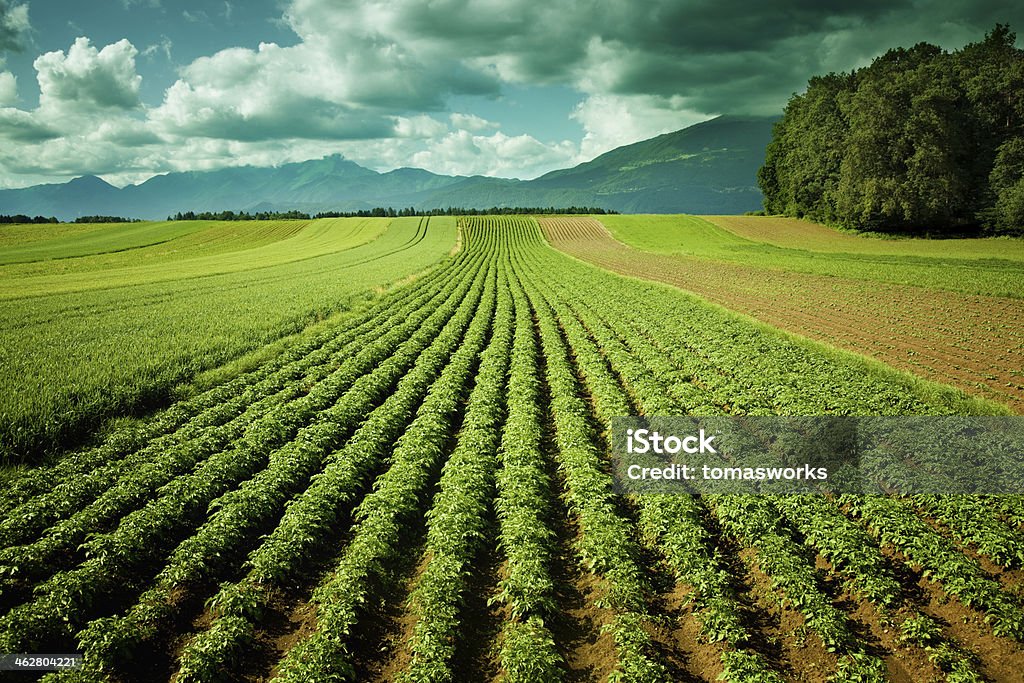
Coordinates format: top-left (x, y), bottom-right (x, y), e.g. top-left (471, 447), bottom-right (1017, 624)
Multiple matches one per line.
top-left (542, 216), bottom-right (1024, 413)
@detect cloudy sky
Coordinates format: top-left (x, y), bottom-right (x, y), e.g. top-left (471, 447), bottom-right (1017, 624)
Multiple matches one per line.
top-left (0, 1), bottom-right (1021, 188)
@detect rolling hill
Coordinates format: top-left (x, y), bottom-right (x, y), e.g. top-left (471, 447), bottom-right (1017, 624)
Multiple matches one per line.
top-left (0, 115), bottom-right (776, 220)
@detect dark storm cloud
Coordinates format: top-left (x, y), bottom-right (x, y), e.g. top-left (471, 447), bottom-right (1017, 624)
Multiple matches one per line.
top-left (351, 0), bottom-right (1024, 114)
top-left (625, 0), bottom-right (899, 52)
top-left (591, 0), bottom-right (1024, 112)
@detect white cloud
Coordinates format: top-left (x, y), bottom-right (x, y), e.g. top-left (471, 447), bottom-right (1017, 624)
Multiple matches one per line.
top-left (0, 132), bottom-right (144, 179)
top-left (0, 37), bottom-right (160, 184)
top-left (4, 2), bottom-right (26, 29)
top-left (90, 118), bottom-right (163, 146)
top-left (2, 0), bottom-right (1022, 189)
top-left (0, 2), bottom-right (29, 52)
top-left (34, 38), bottom-right (142, 113)
top-left (0, 70), bottom-right (15, 106)
top-left (142, 37), bottom-right (173, 62)
top-left (0, 106), bottom-right (59, 142)
top-left (450, 112), bottom-right (497, 132)
top-left (394, 114), bottom-right (447, 139)
top-left (182, 10), bottom-right (208, 24)
top-left (282, 0), bottom-right (500, 108)
top-left (0, 1), bottom-right (767, 186)
top-left (572, 93), bottom-right (709, 159)
top-left (143, 0), bottom-right (508, 145)
top-left (150, 42), bottom-right (394, 141)
top-left (411, 129), bottom-right (577, 178)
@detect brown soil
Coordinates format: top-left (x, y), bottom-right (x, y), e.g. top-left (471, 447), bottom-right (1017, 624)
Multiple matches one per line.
top-left (633, 541), bottom-right (712, 682)
top-left (815, 553), bottom-right (944, 683)
top-left (540, 217), bottom-right (1024, 412)
top-left (546, 451), bottom-right (620, 680)
top-left (661, 580), bottom-right (728, 682)
top-left (551, 562), bottom-right (620, 682)
top-left (247, 590), bottom-right (321, 683)
top-left (361, 550), bottom-right (430, 682)
top-left (737, 546), bottom-right (838, 682)
top-left (872, 538), bottom-right (1024, 682)
top-left (448, 535), bottom-right (505, 681)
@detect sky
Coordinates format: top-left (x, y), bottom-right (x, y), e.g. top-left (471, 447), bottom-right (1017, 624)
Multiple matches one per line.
top-left (0, 1), bottom-right (1021, 189)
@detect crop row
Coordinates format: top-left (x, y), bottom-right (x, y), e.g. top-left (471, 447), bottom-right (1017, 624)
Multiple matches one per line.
top-left (503, 219), bottom-right (669, 682)
top-left (5, 214), bottom-right (1021, 683)
top-left (915, 495), bottom-right (1024, 569)
top-left (0, 253), bottom-right (480, 612)
top-left (0, 242), bottom-right (490, 664)
top-left (165, 227), bottom-right (506, 680)
top-left (516, 240), bottom-right (788, 682)
top-left (523, 220), bottom-right (1002, 680)
top-left (267, 259), bottom-right (500, 682)
top-left (491, 256), bottom-right (565, 682)
top-left (528, 218), bottom-right (1023, 677)
top-left (844, 494), bottom-right (1024, 640)
top-left (54, 235), bottom-right (497, 682)
top-left (776, 495), bottom-right (984, 682)
top-left (398, 260), bottom-right (514, 682)
top-left (0, 252), bottom-right (467, 549)
top-left (0, 259), bottom-right (484, 658)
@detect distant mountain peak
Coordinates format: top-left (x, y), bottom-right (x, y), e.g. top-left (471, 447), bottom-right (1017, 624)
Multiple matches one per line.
top-left (290, 153), bottom-right (376, 177)
top-left (0, 114), bottom-right (777, 219)
top-left (67, 174), bottom-right (115, 189)
top-left (385, 167), bottom-right (439, 177)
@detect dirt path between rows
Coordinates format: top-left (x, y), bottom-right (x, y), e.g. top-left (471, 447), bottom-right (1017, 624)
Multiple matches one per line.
top-left (540, 217), bottom-right (1024, 413)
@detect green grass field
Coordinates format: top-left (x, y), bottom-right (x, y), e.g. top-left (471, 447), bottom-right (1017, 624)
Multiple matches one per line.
top-left (598, 214), bottom-right (1024, 298)
top-left (0, 220), bottom-right (215, 265)
top-left (0, 218), bottom-right (393, 296)
top-left (0, 216), bottom-right (456, 461)
top-left (704, 215), bottom-right (1024, 258)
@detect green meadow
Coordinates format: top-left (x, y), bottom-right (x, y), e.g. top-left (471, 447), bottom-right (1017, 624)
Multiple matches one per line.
top-left (598, 214), bottom-right (1024, 298)
top-left (0, 216), bottom-right (456, 462)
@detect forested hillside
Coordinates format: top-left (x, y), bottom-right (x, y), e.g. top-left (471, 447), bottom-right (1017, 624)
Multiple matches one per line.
top-left (758, 25), bottom-right (1024, 234)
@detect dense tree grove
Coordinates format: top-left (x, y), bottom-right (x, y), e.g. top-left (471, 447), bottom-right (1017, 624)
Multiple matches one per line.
top-left (759, 25), bottom-right (1024, 235)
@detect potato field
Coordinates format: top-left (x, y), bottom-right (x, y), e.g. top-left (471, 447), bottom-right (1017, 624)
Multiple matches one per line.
top-left (0, 216), bottom-right (1022, 682)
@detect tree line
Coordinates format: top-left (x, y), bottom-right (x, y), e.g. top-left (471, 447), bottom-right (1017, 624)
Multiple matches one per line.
top-left (0, 215), bottom-right (139, 224)
top-left (168, 210), bottom-right (311, 221)
top-left (168, 206), bottom-right (618, 221)
top-left (758, 25), bottom-right (1024, 235)
top-left (0, 215), bottom-right (58, 224)
top-left (318, 205), bottom-right (619, 217)
top-left (73, 215), bottom-right (142, 223)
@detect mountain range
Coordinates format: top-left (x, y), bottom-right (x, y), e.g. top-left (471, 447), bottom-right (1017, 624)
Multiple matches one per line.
top-left (0, 115), bottom-right (776, 220)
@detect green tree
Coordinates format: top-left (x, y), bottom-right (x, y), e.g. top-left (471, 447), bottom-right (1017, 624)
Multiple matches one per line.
top-left (990, 136), bottom-right (1024, 234)
top-left (759, 25), bottom-right (1024, 234)
top-left (759, 73), bottom-right (852, 221)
